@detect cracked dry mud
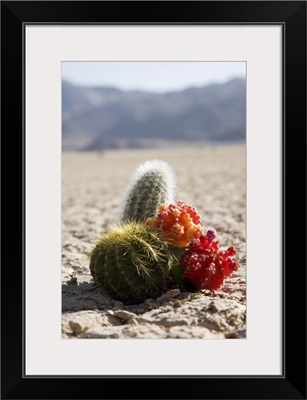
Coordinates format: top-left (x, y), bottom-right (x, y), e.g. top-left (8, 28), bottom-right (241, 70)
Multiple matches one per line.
top-left (62, 145), bottom-right (246, 339)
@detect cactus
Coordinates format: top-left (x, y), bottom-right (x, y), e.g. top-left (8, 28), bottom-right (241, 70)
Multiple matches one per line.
top-left (120, 159), bottom-right (176, 223)
top-left (89, 222), bottom-right (174, 304)
top-left (180, 230), bottom-right (240, 292)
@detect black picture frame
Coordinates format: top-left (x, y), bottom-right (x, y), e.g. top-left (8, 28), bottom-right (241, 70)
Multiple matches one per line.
top-left (1, 1), bottom-right (306, 399)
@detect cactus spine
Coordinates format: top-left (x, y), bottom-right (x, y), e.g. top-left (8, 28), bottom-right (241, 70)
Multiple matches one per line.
top-left (89, 222), bottom-right (173, 304)
top-left (120, 159), bottom-right (176, 223)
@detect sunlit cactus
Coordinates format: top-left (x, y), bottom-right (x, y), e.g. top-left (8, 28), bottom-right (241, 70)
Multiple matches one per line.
top-left (120, 159), bottom-right (176, 223)
top-left (89, 222), bottom-right (174, 304)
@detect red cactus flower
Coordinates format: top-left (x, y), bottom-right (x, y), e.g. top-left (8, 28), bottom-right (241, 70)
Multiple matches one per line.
top-left (180, 230), bottom-right (239, 291)
top-left (146, 200), bottom-right (203, 248)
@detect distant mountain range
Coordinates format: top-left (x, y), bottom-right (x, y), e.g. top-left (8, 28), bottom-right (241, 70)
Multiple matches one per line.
top-left (62, 78), bottom-right (246, 151)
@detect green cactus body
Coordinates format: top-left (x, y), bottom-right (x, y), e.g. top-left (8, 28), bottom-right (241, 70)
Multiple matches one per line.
top-left (120, 160), bottom-right (176, 223)
top-left (90, 222), bottom-right (173, 304)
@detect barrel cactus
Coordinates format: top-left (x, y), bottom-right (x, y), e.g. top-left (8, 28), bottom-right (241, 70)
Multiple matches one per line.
top-left (89, 222), bottom-right (174, 304)
top-left (120, 159), bottom-right (176, 223)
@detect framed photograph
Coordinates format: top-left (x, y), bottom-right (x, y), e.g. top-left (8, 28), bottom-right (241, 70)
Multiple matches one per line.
top-left (1, 1), bottom-right (306, 399)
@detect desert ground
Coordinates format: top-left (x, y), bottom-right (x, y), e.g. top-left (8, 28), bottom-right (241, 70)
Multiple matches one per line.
top-left (62, 144), bottom-right (246, 339)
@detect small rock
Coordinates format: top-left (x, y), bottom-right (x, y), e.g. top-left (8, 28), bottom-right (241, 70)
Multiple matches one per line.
top-left (112, 310), bottom-right (137, 322)
top-left (69, 320), bottom-right (86, 335)
top-left (67, 276), bottom-right (78, 286)
top-left (173, 300), bottom-right (182, 308)
top-left (208, 301), bottom-right (218, 313)
top-left (156, 289), bottom-right (180, 303)
top-left (156, 317), bottom-right (189, 327)
top-left (127, 317), bottom-right (139, 325)
top-left (224, 329), bottom-right (246, 339)
top-left (190, 293), bottom-right (203, 300)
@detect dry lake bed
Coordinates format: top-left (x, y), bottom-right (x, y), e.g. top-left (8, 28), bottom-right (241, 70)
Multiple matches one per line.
top-left (62, 144), bottom-right (246, 339)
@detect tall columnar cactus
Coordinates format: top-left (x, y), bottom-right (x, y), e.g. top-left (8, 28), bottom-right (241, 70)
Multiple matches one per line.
top-left (89, 222), bottom-right (173, 304)
top-left (120, 159), bottom-right (176, 223)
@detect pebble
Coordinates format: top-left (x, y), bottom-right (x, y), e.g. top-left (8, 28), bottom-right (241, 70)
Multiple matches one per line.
top-left (156, 289), bottom-right (180, 303)
top-left (66, 276), bottom-right (78, 286)
top-left (112, 310), bottom-right (137, 322)
top-left (69, 320), bottom-right (85, 335)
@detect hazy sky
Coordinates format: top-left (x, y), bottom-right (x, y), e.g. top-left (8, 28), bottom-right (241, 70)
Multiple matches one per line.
top-left (62, 62), bottom-right (245, 93)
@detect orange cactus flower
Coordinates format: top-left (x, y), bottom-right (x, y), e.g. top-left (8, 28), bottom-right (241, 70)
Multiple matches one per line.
top-left (146, 200), bottom-right (204, 248)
